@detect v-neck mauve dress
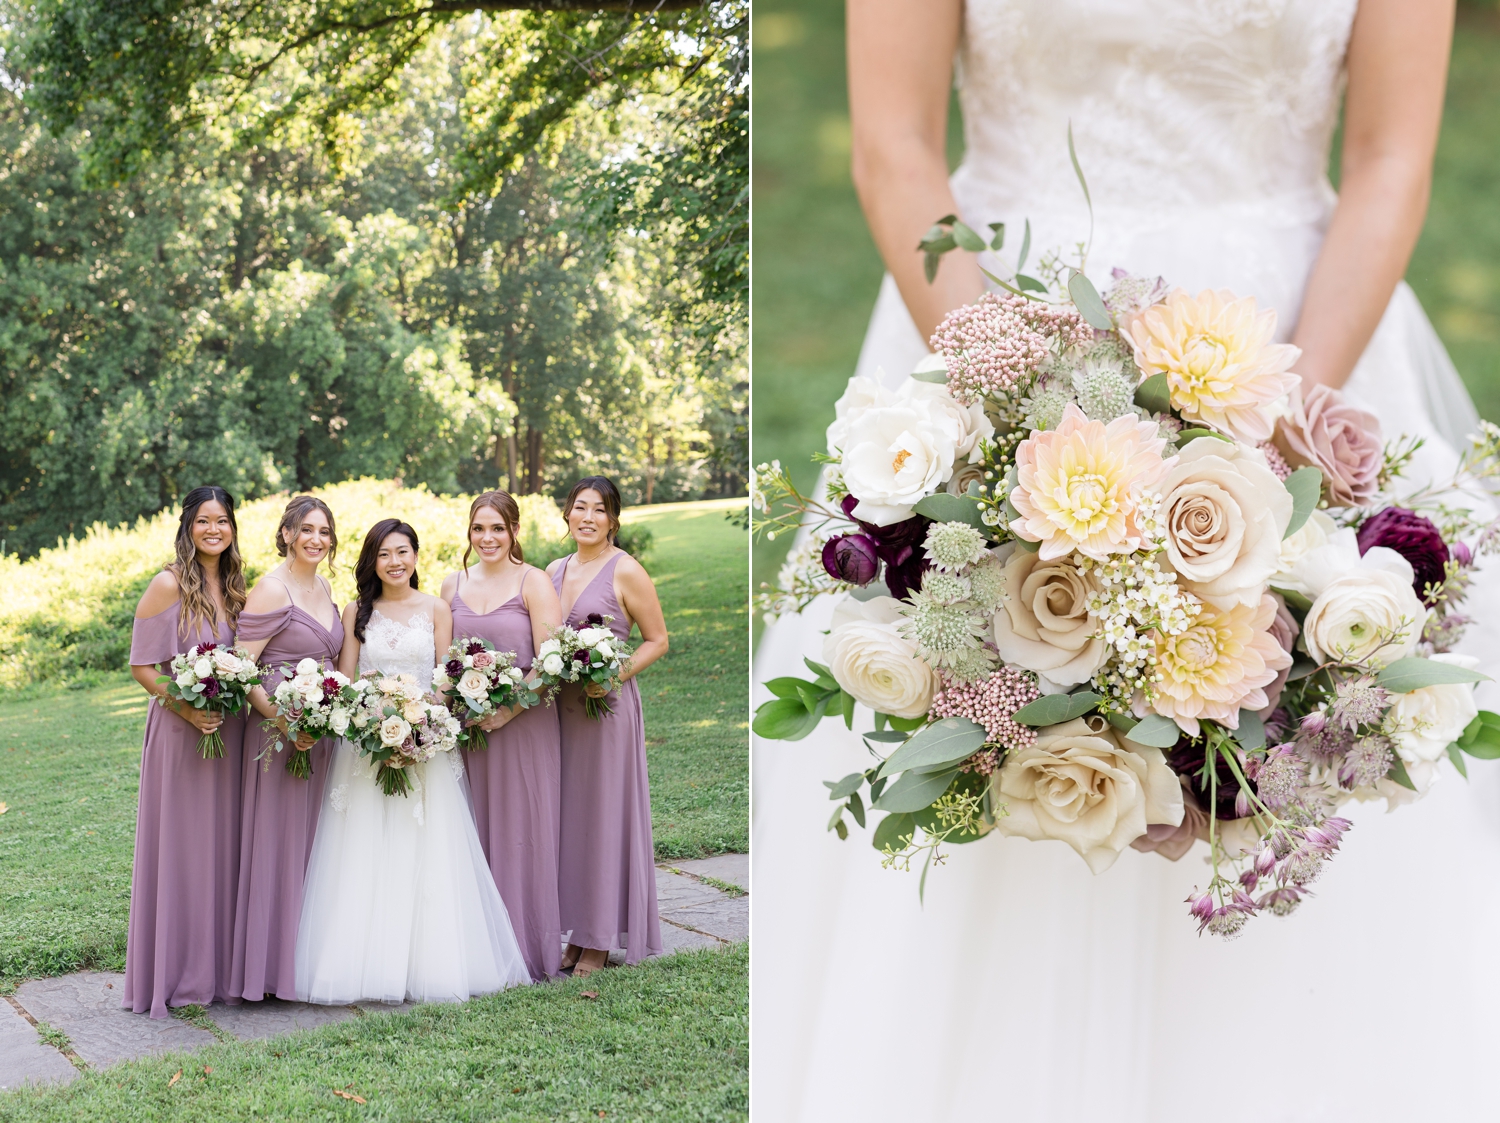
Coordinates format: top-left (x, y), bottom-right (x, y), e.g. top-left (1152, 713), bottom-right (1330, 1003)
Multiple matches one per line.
top-left (229, 602), bottom-right (342, 1001)
top-left (551, 552), bottom-right (662, 963)
top-left (124, 602), bottom-right (246, 1019)
top-left (452, 570), bottom-right (563, 980)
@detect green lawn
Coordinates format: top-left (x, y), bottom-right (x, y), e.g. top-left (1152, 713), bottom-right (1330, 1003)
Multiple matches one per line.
top-left (0, 498), bottom-right (747, 981)
top-left (750, 0), bottom-right (1500, 596)
top-left (0, 944), bottom-right (747, 1123)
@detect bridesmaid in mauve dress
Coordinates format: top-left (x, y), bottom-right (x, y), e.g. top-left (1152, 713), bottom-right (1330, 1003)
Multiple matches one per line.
top-left (230, 495), bottom-right (343, 1002)
top-left (442, 490), bottom-right (566, 980)
top-left (547, 476), bottom-right (670, 978)
top-left (124, 485), bottom-right (249, 1019)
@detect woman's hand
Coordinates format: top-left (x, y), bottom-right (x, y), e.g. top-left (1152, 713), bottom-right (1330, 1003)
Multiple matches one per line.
top-left (274, 715), bottom-right (316, 752)
top-left (177, 704), bottom-right (223, 736)
top-left (584, 682), bottom-right (609, 700)
top-left (477, 706), bottom-right (515, 733)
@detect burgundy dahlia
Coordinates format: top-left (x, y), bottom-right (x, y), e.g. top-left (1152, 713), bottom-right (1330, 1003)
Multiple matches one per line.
top-left (585, 612), bottom-right (605, 627)
top-left (1356, 507), bottom-right (1450, 605)
top-left (201, 678), bottom-right (222, 698)
top-left (466, 641), bottom-right (486, 656)
top-left (446, 659), bottom-right (464, 676)
top-left (821, 534), bottom-right (879, 586)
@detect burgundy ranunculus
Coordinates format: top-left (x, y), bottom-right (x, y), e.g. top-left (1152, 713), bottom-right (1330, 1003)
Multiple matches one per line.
top-left (1356, 506), bottom-right (1450, 605)
top-left (839, 494), bottom-right (932, 601)
top-left (821, 534), bottom-right (880, 586)
top-left (585, 612), bottom-right (605, 627)
top-left (446, 659), bottom-right (464, 676)
top-left (201, 678), bottom-right (222, 698)
top-left (573, 649), bottom-right (589, 663)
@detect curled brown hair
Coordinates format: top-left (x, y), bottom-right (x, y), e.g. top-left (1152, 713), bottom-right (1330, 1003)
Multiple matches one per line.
top-left (275, 495), bottom-right (338, 568)
top-left (563, 476), bottom-right (622, 545)
top-left (171, 485), bottom-right (248, 640)
top-left (462, 490), bottom-right (525, 569)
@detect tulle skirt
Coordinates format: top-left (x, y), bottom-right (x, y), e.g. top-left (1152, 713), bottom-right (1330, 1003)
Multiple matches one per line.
top-left (295, 743), bottom-right (532, 1005)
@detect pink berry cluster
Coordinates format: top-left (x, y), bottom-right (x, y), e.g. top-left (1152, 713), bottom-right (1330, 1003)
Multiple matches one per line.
top-left (930, 667), bottom-right (1040, 769)
top-left (930, 293), bottom-right (1092, 405)
top-left (1257, 440), bottom-right (1292, 481)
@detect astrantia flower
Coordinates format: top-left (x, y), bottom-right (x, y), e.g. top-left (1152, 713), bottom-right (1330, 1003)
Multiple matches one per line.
top-left (966, 554), bottom-right (1007, 613)
top-left (1009, 403), bottom-right (1175, 561)
top-left (1020, 380), bottom-right (1077, 432)
top-left (1071, 354), bottom-right (1137, 421)
top-left (1128, 289), bottom-right (1300, 442)
top-left (923, 521), bottom-right (989, 572)
top-left (898, 581), bottom-right (994, 675)
top-left (1151, 594), bottom-right (1292, 736)
top-left (920, 572), bottom-right (971, 605)
top-left (1331, 676), bottom-right (1390, 731)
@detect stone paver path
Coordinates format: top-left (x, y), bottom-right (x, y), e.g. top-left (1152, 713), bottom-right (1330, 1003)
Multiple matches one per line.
top-left (0, 855), bottom-right (747, 1089)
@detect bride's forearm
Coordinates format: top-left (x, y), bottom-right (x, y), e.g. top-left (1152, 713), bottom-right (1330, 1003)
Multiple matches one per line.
top-left (1291, 155), bottom-right (1432, 390)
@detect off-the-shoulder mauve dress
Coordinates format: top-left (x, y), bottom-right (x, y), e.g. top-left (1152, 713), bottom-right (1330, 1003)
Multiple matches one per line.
top-left (229, 601), bottom-right (342, 1001)
top-left (124, 602), bottom-right (246, 1019)
top-left (452, 569), bottom-right (563, 979)
top-left (551, 552), bottom-right (662, 963)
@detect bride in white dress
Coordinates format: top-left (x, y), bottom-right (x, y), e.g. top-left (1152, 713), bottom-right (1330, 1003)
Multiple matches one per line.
top-left (753, 2), bottom-right (1500, 1120)
top-left (296, 518), bottom-right (531, 1004)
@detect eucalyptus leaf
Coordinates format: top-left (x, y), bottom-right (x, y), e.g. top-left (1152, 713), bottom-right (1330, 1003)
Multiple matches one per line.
top-left (912, 492), bottom-right (986, 528)
top-left (1175, 428), bottom-right (1230, 445)
top-left (886, 713), bottom-right (928, 732)
top-left (910, 367), bottom-right (949, 384)
top-left (1066, 270), bottom-right (1113, 331)
top-left (987, 221), bottom-right (1005, 251)
top-left (872, 767), bottom-right (961, 813)
top-left (1124, 713), bottom-right (1182, 748)
top-left (1233, 710), bottom-right (1266, 752)
top-left (878, 717), bottom-right (987, 778)
top-left (826, 805), bottom-right (846, 832)
top-left (1376, 657), bottom-right (1489, 693)
top-left (1107, 713), bottom-right (1139, 734)
top-left (1067, 121), bottom-right (1093, 212)
top-left (825, 772), bottom-right (865, 800)
top-left (862, 730), bottom-right (910, 744)
top-left (1017, 218), bottom-right (1032, 273)
top-left (841, 689), bottom-right (856, 730)
top-left (1275, 588), bottom-right (1313, 613)
top-left (923, 253), bottom-right (940, 284)
top-left (1387, 752), bottom-right (1418, 791)
top-left (1134, 372), bottom-right (1170, 415)
top-left (951, 221), bottom-right (988, 253)
top-left (1282, 466), bottom-right (1323, 539)
top-left (752, 698), bottom-right (822, 741)
top-left (1448, 742), bottom-right (1469, 778)
top-left (871, 811), bottom-right (915, 854)
top-left (1015, 273), bottom-right (1049, 293)
top-left (1285, 659), bottom-right (1318, 682)
top-left (847, 790), bottom-right (866, 828)
top-left (1011, 690), bottom-right (1101, 728)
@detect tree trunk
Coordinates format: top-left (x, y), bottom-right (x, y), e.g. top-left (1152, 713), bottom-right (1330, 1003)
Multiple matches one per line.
top-left (525, 425), bottom-right (545, 494)
top-left (644, 430), bottom-right (656, 505)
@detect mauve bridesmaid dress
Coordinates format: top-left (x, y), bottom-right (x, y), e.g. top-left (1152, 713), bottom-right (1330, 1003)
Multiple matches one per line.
top-left (229, 601), bottom-right (342, 1001)
top-left (124, 602), bottom-right (246, 1019)
top-left (552, 552), bottom-right (662, 963)
top-left (452, 569), bottom-right (563, 980)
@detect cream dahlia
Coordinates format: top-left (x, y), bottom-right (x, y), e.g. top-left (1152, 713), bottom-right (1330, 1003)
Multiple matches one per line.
top-left (1009, 403), bottom-right (1174, 561)
top-left (1150, 593), bottom-right (1292, 736)
top-left (1128, 289), bottom-right (1300, 443)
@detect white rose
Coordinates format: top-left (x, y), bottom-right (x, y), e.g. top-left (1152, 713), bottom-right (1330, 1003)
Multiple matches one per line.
top-left (577, 627), bottom-right (606, 646)
top-left (542, 653), bottom-right (565, 676)
top-left (379, 715), bottom-right (411, 747)
top-left (296, 657), bottom-right (321, 676)
top-left (329, 709), bottom-right (350, 736)
top-left (175, 669), bottom-right (197, 690)
top-left (353, 710), bottom-right (371, 729)
top-left (1384, 653), bottom-right (1481, 792)
top-left (823, 596), bottom-right (937, 719)
top-left (994, 715), bottom-right (1184, 873)
top-left (1304, 547), bottom-right (1428, 667)
top-left (457, 668), bottom-right (490, 701)
top-left (840, 397), bottom-right (959, 526)
top-left (1272, 511), bottom-right (1360, 599)
top-left (1158, 438), bottom-right (1292, 608)
top-left (538, 638), bottom-right (561, 657)
top-left (594, 641), bottom-right (615, 660)
top-left (825, 375), bottom-right (893, 455)
top-left (898, 378), bottom-right (994, 465)
top-left (193, 657), bottom-right (212, 679)
top-left (990, 544), bottom-right (1108, 689)
top-left (300, 685), bottom-right (323, 707)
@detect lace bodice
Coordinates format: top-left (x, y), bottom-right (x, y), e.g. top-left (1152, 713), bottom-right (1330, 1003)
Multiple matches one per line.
top-left (359, 610), bottom-right (436, 690)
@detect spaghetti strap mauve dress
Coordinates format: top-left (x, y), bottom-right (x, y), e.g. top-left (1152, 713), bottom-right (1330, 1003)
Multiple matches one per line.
top-left (229, 603), bottom-right (342, 1001)
top-left (452, 570), bottom-right (564, 980)
top-left (124, 602), bottom-right (246, 1019)
top-left (552, 553), bottom-right (662, 963)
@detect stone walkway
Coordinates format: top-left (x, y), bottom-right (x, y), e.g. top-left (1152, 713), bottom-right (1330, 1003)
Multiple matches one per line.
top-left (0, 855), bottom-right (747, 1090)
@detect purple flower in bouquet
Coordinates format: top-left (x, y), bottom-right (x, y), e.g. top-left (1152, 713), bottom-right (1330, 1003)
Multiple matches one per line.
top-left (1454, 541), bottom-right (1473, 567)
top-left (821, 533), bottom-right (880, 586)
top-left (839, 495), bottom-right (932, 601)
top-left (585, 612), bottom-right (605, 627)
top-left (446, 658), bottom-right (464, 677)
top-left (1356, 507), bottom-right (1450, 605)
top-left (573, 649), bottom-right (589, 663)
top-left (201, 677), bottom-right (221, 699)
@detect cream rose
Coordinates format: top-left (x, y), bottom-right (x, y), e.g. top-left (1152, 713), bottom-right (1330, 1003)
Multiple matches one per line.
top-left (823, 596), bottom-right (937, 719)
top-left (379, 715), bottom-right (411, 747)
top-left (193, 657), bottom-right (213, 679)
top-left (1384, 653), bottom-right (1481, 792)
top-left (990, 544), bottom-right (1108, 689)
top-left (1271, 511), bottom-right (1359, 599)
top-left (175, 669), bottom-right (197, 690)
top-left (329, 708), bottom-right (350, 736)
top-left (1158, 438), bottom-right (1291, 608)
top-left (457, 668), bottom-right (489, 701)
top-left (212, 648), bottom-right (241, 675)
top-left (1303, 547), bottom-right (1428, 667)
top-left (993, 716), bottom-right (1184, 873)
top-left (401, 699), bottom-right (426, 725)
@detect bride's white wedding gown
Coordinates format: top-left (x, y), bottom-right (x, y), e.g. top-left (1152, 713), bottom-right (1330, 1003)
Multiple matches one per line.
top-left (295, 608), bottom-right (531, 1004)
top-left (753, 3), bottom-right (1500, 1120)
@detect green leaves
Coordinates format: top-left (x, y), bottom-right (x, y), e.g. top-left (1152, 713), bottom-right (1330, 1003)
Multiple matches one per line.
top-left (1233, 710), bottom-right (1266, 752)
top-left (752, 659), bottom-right (855, 740)
top-left (872, 767), bottom-right (962, 813)
top-left (1123, 713), bottom-right (1181, 748)
top-left (1134, 372), bottom-right (1171, 415)
top-left (1455, 711), bottom-right (1500, 760)
top-left (910, 367), bottom-right (949, 385)
top-left (1282, 466), bottom-right (1323, 539)
top-left (872, 811), bottom-right (916, 854)
top-left (1011, 691), bottom-right (1100, 727)
top-left (1066, 271), bottom-right (1113, 331)
top-left (878, 718), bottom-right (987, 778)
top-left (1375, 658), bottom-right (1489, 693)
top-left (911, 494), bottom-right (986, 529)
top-left (1175, 428), bottom-right (1230, 445)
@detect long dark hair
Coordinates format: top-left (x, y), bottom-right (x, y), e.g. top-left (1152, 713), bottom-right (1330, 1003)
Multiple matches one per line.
top-left (171, 485), bottom-right (247, 640)
top-left (462, 490), bottom-right (525, 569)
top-left (353, 518), bottom-right (419, 643)
top-left (275, 495), bottom-right (338, 569)
top-left (563, 476), bottom-right (622, 546)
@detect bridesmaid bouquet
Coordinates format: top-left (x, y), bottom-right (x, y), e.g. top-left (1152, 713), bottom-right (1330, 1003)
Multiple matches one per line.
top-left (157, 641), bottom-right (262, 759)
top-left (752, 158), bottom-right (1500, 936)
top-left (534, 614), bottom-right (632, 720)
top-left (265, 658), bottom-right (362, 778)
top-left (347, 673), bottom-right (461, 797)
top-left (433, 637), bottom-right (540, 752)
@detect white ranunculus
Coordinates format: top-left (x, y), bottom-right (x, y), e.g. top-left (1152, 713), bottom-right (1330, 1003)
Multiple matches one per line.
top-left (379, 715), bottom-right (411, 747)
top-left (1385, 653), bottom-right (1481, 792)
top-left (462, 654), bottom-right (475, 668)
top-left (899, 379), bottom-right (995, 465)
top-left (329, 708), bottom-right (350, 736)
top-left (1271, 511), bottom-right (1360, 599)
top-left (542, 653), bottom-right (565, 676)
top-left (823, 596), bottom-right (937, 719)
top-left (994, 716), bottom-right (1184, 873)
top-left (212, 648), bottom-right (241, 675)
top-left (193, 657), bottom-right (212, 679)
top-left (840, 397), bottom-right (960, 526)
top-left (578, 627), bottom-right (609, 646)
top-left (1303, 547), bottom-right (1428, 667)
top-left (1158, 438), bottom-right (1292, 608)
top-left (300, 685), bottom-right (323, 707)
top-left (825, 375), bottom-right (893, 455)
top-left (296, 657), bottom-right (321, 676)
top-left (175, 669), bottom-right (197, 689)
top-left (594, 640), bottom-right (615, 660)
top-left (990, 544), bottom-right (1108, 689)
top-left (537, 639), bottom-right (561, 657)
top-left (457, 668), bottom-right (489, 701)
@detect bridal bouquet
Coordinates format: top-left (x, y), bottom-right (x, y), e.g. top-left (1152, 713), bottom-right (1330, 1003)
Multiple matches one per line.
top-left (433, 637), bottom-right (539, 751)
top-left (265, 658), bottom-right (362, 778)
top-left (157, 641), bottom-right (261, 759)
top-left (348, 673), bottom-right (461, 796)
top-left (754, 195), bottom-right (1500, 935)
top-left (533, 614), bottom-right (631, 719)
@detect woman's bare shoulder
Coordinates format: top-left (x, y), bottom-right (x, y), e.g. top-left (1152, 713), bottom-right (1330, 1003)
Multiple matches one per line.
top-left (135, 569), bottom-right (181, 618)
